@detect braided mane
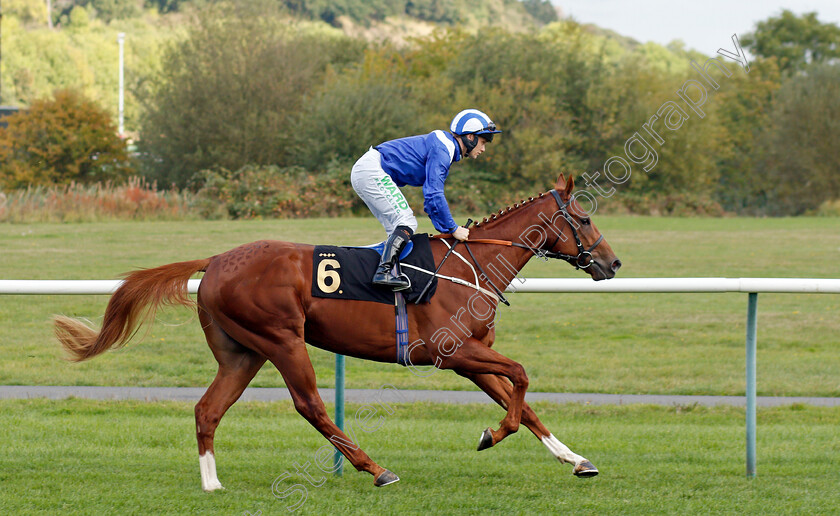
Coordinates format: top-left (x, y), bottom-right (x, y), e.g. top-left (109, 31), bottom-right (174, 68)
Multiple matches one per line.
top-left (472, 192), bottom-right (547, 228)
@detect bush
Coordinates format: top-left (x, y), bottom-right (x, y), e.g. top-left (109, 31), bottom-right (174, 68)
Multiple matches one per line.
top-left (605, 191), bottom-right (726, 217)
top-left (0, 89), bottom-right (133, 189)
top-left (0, 177), bottom-right (193, 222)
top-left (193, 163), bottom-right (357, 219)
top-left (813, 198), bottom-right (840, 217)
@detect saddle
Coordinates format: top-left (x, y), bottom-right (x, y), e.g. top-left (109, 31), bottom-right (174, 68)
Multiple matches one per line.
top-left (311, 234), bottom-right (437, 304)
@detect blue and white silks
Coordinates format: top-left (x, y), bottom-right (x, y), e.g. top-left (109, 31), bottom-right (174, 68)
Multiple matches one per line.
top-left (374, 130), bottom-right (462, 234)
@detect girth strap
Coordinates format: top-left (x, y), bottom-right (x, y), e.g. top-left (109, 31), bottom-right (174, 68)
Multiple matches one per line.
top-left (395, 290), bottom-right (410, 366)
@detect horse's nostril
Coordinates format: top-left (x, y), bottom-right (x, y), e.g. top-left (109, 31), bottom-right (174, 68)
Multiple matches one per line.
top-left (611, 259), bottom-right (622, 272)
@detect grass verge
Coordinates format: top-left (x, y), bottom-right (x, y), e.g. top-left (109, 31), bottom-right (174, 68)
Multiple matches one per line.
top-left (1, 399), bottom-right (838, 515)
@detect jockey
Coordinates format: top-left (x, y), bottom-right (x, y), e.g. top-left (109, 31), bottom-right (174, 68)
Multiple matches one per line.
top-left (351, 108), bottom-right (501, 290)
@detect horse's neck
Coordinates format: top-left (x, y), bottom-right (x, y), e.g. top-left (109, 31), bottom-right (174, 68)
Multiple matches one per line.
top-left (468, 199), bottom-right (555, 287)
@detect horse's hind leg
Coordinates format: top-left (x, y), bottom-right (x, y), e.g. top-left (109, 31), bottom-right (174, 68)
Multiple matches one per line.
top-left (195, 309), bottom-right (266, 491)
top-left (457, 372), bottom-right (598, 477)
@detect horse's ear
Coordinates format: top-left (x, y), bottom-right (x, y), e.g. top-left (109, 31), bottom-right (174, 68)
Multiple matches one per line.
top-left (564, 175), bottom-right (575, 197)
top-left (555, 173), bottom-right (567, 190)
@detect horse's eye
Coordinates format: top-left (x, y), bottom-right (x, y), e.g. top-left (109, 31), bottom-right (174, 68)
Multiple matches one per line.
top-left (581, 218), bottom-right (591, 226)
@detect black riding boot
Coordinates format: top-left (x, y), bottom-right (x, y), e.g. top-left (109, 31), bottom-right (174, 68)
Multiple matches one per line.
top-left (372, 227), bottom-right (412, 291)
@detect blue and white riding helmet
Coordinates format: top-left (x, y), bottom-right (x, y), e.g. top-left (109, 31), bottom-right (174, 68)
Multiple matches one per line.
top-left (450, 109), bottom-right (502, 155)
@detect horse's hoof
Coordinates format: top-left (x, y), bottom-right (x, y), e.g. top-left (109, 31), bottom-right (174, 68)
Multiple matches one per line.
top-left (374, 469), bottom-right (400, 487)
top-left (477, 428), bottom-right (494, 451)
top-left (573, 460), bottom-right (599, 478)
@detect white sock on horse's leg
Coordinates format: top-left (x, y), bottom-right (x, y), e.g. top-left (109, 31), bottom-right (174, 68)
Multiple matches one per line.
top-left (199, 452), bottom-right (224, 491)
top-left (541, 433), bottom-right (585, 465)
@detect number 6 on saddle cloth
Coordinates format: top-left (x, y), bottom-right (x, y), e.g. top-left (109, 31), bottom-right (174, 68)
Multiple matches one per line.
top-left (311, 233), bottom-right (438, 305)
top-left (312, 234), bottom-right (437, 365)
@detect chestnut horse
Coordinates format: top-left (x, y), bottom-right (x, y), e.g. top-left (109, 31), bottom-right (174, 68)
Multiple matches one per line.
top-left (54, 174), bottom-right (620, 490)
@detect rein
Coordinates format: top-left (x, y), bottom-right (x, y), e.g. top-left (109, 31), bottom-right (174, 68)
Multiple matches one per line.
top-left (465, 235), bottom-right (604, 268)
top-left (462, 239), bottom-right (511, 306)
top-left (454, 190), bottom-right (604, 268)
top-left (430, 189), bottom-right (605, 306)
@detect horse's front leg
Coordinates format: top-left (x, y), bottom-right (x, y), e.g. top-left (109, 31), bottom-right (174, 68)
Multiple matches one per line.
top-left (456, 371), bottom-right (599, 477)
top-left (432, 337), bottom-right (528, 448)
top-left (265, 340), bottom-right (399, 487)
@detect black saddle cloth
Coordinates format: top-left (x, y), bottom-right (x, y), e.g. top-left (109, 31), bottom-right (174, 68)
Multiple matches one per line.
top-left (311, 233), bottom-right (437, 304)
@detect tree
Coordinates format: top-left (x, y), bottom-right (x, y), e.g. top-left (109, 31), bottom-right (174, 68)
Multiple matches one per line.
top-left (137, 0), bottom-right (365, 187)
top-left (3, 0), bottom-right (49, 26)
top-left (0, 89), bottom-right (132, 189)
top-left (293, 52), bottom-right (420, 171)
top-left (143, 0), bottom-right (187, 14)
top-left (85, 0), bottom-right (142, 22)
top-left (521, 0), bottom-right (557, 25)
top-left (713, 59), bottom-right (780, 214)
top-left (756, 64), bottom-right (840, 215)
top-left (742, 10), bottom-right (840, 73)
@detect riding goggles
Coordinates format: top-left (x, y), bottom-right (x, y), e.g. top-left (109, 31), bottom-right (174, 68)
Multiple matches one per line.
top-left (472, 122), bottom-right (501, 142)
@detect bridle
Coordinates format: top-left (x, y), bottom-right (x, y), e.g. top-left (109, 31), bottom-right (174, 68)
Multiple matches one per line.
top-left (434, 188), bottom-right (605, 306)
top-left (467, 189), bottom-right (604, 268)
top-left (524, 190), bottom-right (604, 270)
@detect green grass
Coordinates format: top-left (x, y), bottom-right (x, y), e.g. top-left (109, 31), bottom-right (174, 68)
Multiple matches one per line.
top-left (1, 399), bottom-right (838, 515)
top-left (1, 217), bottom-right (838, 395)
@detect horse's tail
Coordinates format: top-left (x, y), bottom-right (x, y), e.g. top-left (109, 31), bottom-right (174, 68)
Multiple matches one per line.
top-left (53, 258), bottom-right (211, 362)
